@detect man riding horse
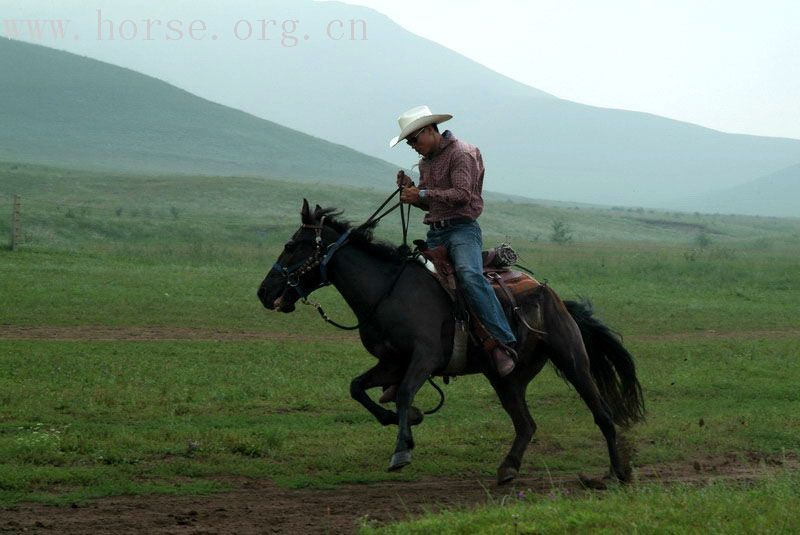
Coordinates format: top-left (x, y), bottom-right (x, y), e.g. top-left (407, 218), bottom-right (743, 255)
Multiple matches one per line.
top-left (390, 105), bottom-right (518, 382)
top-left (257, 106), bottom-right (644, 482)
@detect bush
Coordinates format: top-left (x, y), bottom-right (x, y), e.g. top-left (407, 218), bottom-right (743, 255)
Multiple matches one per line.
top-left (550, 219), bottom-right (573, 245)
top-left (695, 231), bottom-right (712, 248)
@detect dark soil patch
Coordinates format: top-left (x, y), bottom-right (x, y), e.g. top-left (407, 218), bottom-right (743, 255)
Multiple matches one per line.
top-left (632, 328), bottom-right (800, 342)
top-left (2, 452), bottom-right (795, 534)
top-left (3, 325), bottom-right (797, 344)
top-left (630, 218), bottom-right (718, 233)
top-left (0, 326), bottom-right (356, 343)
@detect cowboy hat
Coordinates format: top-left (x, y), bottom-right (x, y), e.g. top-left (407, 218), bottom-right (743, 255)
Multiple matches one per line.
top-left (389, 105), bottom-right (453, 148)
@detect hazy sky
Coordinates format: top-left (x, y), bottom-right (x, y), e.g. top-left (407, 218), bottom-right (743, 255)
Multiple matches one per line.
top-left (339, 0), bottom-right (800, 140)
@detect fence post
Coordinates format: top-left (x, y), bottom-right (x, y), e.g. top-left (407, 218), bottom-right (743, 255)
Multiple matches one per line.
top-left (10, 195), bottom-right (20, 251)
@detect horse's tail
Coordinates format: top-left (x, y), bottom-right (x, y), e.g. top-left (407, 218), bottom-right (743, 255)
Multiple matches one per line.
top-left (564, 298), bottom-right (645, 427)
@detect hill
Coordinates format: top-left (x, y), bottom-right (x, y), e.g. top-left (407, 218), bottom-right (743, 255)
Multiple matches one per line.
top-left (676, 162), bottom-right (800, 217)
top-left (7, 0), bottom-right (800, 209)
top-left (0, 36), bottom-right (397, 184)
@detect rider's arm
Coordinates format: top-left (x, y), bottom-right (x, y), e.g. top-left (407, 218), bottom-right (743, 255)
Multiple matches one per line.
top-left (413, 170), bottom-right (430, 210)
top-left (414, 189), bottom-right (430, 210)
top-left (422, 150), bottom-right (472, 207)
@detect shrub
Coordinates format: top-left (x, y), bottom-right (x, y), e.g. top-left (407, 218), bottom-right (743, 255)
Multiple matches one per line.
top-left (694, 231), bottom-right (712, 248)
top-left (550, 219), bottom-right (573, 245)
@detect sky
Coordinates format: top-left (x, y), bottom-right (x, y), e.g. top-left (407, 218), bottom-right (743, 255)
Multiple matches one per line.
top-left (337, 0), bottom-right (800, 140)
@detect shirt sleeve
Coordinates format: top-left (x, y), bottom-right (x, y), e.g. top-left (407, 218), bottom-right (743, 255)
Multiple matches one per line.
top-left (425, 150), bottom-right (473, 207)
top-left (413, 195), bottom-right (430, 210)
top-left (414, 165), bottom-right (430, 210)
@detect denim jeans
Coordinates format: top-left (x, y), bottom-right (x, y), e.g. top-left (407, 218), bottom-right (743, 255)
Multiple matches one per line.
top-left (426, 220), bottom-right (516, 344)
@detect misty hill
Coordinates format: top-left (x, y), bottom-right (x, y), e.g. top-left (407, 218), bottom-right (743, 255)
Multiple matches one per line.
top-left (0, 36), bottom-right (396, 184)
top-left (677, 163), bottom-right (800, 218)
top-left (9, 0), bottom-right (800, 211)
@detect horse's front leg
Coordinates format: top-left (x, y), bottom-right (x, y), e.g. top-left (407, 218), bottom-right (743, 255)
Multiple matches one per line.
top-left (388, 346), bottom-right (444, 471)
top-left (350, 360), bottom-right (405, 427)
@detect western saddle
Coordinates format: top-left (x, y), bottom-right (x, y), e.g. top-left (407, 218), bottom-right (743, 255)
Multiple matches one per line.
top-left (415, 241), bottom-right (544, 373)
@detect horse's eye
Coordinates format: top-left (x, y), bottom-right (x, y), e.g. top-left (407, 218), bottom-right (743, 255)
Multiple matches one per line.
top-left (284, 241), bottom-right (297, 252)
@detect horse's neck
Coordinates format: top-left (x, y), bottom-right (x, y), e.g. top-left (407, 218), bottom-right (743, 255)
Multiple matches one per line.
top-left (328, 246), bottom-right (397, 317)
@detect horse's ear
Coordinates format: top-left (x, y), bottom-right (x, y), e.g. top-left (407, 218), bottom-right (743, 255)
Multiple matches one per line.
top-left (301, 199), bottom-right (312, 223)
top-left (314, 204), bottom-right (323, 218)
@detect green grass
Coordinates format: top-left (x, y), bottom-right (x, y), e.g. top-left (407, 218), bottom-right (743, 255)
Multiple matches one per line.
top-left (362, 472), bottom-right (800, 533)
top-left (0, 161), bottom-right (799, 530)
top-left (0, 336), bottom-right (796, 505)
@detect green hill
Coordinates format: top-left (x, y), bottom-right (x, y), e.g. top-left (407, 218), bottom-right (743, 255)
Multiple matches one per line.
top-left (0, 37), bottom-right (396, 184)
top-left (10, 0), bottom-right (800, 209)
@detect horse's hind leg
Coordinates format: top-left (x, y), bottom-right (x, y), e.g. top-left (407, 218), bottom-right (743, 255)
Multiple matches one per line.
top-left (537, 288), bottom-right (630, 481)
top-left (547, 334), bottom-right (630, 482)
top-left (350, 360), bottom-right (406, 427)
top-left (488, 356), bottom-right (546, 484)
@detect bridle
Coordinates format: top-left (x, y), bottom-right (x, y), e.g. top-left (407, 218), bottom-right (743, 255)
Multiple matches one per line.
top-left (267, 187), bottom-right (412, 329)
top-left (269, 216), bottom-right (355, 300)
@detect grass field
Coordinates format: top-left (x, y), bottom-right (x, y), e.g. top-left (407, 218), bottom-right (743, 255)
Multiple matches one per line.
top-left (1, 161), bottom-right (799, 530)
top-left (363, 472), bottom-right (800, 533)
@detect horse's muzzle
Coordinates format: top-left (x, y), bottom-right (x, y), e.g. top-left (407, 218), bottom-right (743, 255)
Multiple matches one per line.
top-left (272, 294), bottom-right (296, 313)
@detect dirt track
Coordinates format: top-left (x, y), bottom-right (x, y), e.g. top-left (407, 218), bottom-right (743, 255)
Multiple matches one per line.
top-left (2, 452), bottom-right (795, 534)
top-left (0, 326), bottom-right (356, 342)
top-left (1, 325), bottom-right (798, 342)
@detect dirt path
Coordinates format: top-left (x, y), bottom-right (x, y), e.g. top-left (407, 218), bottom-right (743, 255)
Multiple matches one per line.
top-left (633, 328), bottom-right (800, 342)
top-left (0, 326), bottom-right (357, 342)
top-left (1, 325), bottom-right (797, 342)
top-left (2, 452), bottom-right (795, 534)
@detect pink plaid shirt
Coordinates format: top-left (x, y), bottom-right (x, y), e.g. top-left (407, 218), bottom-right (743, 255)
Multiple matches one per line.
top-left (417, 130), bottom-right (485, 225)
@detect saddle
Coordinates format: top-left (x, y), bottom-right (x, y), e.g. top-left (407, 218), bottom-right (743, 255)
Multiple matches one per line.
top-left (416, 242), bottom-right (544, 373)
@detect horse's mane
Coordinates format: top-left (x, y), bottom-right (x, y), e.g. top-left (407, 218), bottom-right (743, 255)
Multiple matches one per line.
top-left (317, 207), bottom-right (405, 264)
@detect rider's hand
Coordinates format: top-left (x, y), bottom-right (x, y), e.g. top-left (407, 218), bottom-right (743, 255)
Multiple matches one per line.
top-left (396, 170), bottom-right (414, 188)
top-left (400, 186), bottom-right (420, 204)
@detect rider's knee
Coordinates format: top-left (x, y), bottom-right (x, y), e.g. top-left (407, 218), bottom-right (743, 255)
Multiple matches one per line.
top-left (455, 264), bottom-right (484, 284)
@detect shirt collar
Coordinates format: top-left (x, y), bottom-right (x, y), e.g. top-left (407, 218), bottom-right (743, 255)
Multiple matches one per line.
top-left (424, 129), bottom-right (456, 160)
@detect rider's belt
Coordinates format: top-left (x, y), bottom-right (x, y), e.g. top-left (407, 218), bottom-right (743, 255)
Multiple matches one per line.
top-left (427, 217), bottom-right (474, 230)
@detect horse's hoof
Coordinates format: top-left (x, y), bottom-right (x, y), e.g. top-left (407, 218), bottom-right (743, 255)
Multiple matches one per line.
top-left (388, 450), bottom-right (412, 472)
top-left (497, 465), bottom-right (518, 485)
top-left (616, 469), bottom-right (633, 485)
top-left (409, 406), bottom-right (424, 426)
top-left (579, 473), bottom-right (608, 490)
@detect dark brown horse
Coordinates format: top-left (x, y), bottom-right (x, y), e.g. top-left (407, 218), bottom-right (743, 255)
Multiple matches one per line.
top-left (258, 201), bottom-right (644, 484)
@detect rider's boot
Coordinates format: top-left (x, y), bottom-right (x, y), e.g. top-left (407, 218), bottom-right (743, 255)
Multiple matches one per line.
top-left (488, 339), bottom-right (517, 378)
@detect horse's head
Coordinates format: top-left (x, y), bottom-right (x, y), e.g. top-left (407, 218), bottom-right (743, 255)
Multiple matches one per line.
top-left (257, 199), bottom-right (341, 313)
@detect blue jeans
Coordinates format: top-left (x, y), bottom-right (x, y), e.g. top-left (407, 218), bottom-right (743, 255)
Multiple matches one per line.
top-left (426, 221), bottom-right (516, 344)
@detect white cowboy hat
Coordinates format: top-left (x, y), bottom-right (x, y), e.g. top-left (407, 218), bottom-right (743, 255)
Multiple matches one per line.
top-left (389, 105), bottom-right (453, 148)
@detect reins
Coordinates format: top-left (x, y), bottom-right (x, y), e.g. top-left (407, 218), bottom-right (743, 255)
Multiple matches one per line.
top-left (296, 186), bottom-right (413, 331)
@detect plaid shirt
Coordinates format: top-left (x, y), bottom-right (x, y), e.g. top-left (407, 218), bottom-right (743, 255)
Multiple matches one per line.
top-left (417, 130), bottom-right (485, 225)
